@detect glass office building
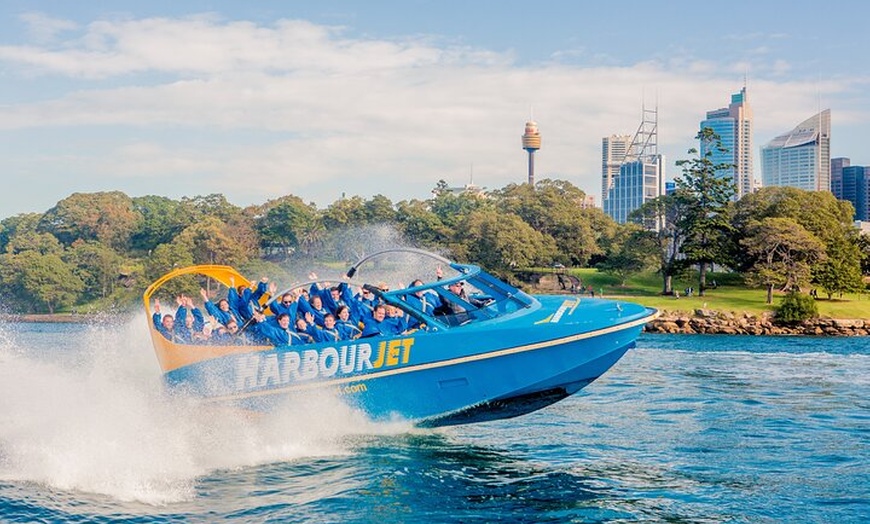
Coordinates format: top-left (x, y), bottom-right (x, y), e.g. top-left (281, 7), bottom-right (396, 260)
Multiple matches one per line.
top-left (700, 87), bottom-right (753, 199)
top-left (761, 109), bottom-right (831, 192)
top-left (602, 107), bottom-right (663, 224)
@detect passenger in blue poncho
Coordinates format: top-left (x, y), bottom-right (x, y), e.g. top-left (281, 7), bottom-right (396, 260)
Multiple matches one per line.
top-left (199, 288), bottom-right (241, 326)
top-left (307, 313), bottom-right (353, 343)
top-left (268, 291), bottom-right (299, 320)
top-left (298, 293), bottom-right (330, 328)
top-left (173, 295), bottom-right (205, 343)
top-left (335, 305), bottom-right (362, 340)
top-left (151, 298), bottom-right (180, 342)
top-left (250, 312), bottom-right (307, 346)
top-left (228, 276), bottom-right (269, 321)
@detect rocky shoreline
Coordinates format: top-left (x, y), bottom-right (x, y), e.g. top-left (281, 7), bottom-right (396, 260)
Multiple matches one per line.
top-left (645, 309), bottom-right (870, 336)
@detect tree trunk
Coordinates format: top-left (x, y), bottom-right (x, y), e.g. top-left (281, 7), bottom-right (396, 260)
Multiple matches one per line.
top-left (698, 262), bottom-right (707, 297)
top-left (766, 283), bottom-right (773, 305)
top-left (662, 273), bottom-right (673, 295)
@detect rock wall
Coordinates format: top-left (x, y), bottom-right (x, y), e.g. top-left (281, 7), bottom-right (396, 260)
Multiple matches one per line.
top-left (645, 309), bottom-right (870, 336)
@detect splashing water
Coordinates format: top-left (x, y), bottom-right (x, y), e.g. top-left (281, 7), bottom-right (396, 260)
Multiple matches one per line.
top-left (0, 317), bottom-right (411, 505)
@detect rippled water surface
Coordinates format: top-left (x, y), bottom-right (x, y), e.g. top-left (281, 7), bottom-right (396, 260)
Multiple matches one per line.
top-left (0, 321), bottom-right (867, 523)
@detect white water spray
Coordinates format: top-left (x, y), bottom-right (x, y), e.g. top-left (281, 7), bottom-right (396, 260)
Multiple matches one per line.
top-left (0, 316), bottom-right (411, 504)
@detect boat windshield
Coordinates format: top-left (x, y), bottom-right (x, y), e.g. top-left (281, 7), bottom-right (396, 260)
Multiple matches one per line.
top-left (372, 261), bottom-right (535, 329)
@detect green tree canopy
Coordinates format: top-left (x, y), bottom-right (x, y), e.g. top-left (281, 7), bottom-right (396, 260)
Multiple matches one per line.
top-left (130, 195), bottom-right (192, 252)
top-left (493, 179), bottom-right (607, 266)
top-left (597, 223), bottom-right (658, 285)
top-left (254, 195), bottom-right (321, 259)
top-left (459, 209), bottom-right (557, 273)
top-left (731, 186), bottom-right (861, 292)
top-left (395, 199), bottom-right (450, 248)
top-left (740, 217), bottom-right (826, 304)
top-left (0, 251), bottom-right (84, 313)
top-left (65, 240), bottom-right (125, 300)
top-left (38, 191), bottom-right (140, 250)
top-left (321, 196), bottom-right (369, 230)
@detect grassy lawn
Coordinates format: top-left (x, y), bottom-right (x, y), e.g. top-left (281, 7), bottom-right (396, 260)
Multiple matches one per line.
top-left (545, 268), bottom-right (870, 318)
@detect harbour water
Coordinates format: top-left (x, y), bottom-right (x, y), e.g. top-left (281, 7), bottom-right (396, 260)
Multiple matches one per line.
top-left (0, 320), bottom-right (867, 523)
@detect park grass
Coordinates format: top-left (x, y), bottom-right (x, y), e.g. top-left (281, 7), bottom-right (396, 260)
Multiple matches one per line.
top-left (550, 268), bottom-right (870, 319)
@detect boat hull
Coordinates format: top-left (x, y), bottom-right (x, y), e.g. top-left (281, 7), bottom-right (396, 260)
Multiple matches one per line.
top-left (162, 296), bottom-right (654, 427)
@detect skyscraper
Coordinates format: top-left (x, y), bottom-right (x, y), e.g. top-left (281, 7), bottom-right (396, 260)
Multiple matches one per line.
top-left (841, 166), bottom-right (869, 220)
top-left (700, 86), bottom-right (753, 199)
top-left (603, 106), bottom-right (664, 224)
top-left (761, 109), bottom-right (831, 191)
top-left (831, 157), bottom-right (851, 198)
top-left (602, 134), bottom-right (632, 200)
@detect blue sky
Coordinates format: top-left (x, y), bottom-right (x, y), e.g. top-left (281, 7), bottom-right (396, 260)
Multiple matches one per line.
top-left (1, 0), bottom-right (868, 217)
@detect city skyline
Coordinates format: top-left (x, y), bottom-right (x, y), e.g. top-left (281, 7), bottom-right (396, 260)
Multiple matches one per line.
top-left (2, 1), bottom-right (869, 217)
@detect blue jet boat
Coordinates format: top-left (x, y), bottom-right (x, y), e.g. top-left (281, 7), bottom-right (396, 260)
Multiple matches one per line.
top-left (144, 249), bottom-right (657, 427)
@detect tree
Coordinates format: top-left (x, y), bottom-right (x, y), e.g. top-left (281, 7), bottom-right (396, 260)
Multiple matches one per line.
top-left (675, 128), bottom-right (736, 296)
top-left (65, 240), bottom-right (124, 300)
top-left (493, 180), bottom-right (607, 266)
top-left (321, 196), bottom-right (369, 230)
top-left (429, 191), bottom-right (489, 229)
top-left (395, 199), bottom-right (450, 247)
top-left (857, 234), bottom-right (870, 276)
top-left (130, 195), bottom-right (192, 252)
top-left (5, 231), bottom-right (64, 256)
top-left (731, 187), bottom-right (862, 293)
top-left (0, 213), bottom-right (42, 253)
top-left (38, 191), bottom-right (139, 250)
top-left (813, 236), bottom-right (864, 299)
top-left (740, 217), bottom-right (826, 304)
top-left (181, 193), bottom-right (244, 224)
top-left (255, 196), bottom-right (320, 259)
top-left (629, 193), bottom-right (693, 295)
top-left (364, 195), bottom-right (396, 223)
top-left (598, 223), bottom-right (658, 285)
top-left (175, 217), bottom-right (252, 267)
top-left (0, 251), bottom-right (84, 313)
top-left (459, 210), bottom-right (557, 273)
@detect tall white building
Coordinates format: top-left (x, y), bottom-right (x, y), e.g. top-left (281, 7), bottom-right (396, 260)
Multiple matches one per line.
top-left (761, 109), bottom-right (831, 192)
top-left (700, 86), bottom-right (753, 199)
top-left (602, 134), bottom-right (632, 198)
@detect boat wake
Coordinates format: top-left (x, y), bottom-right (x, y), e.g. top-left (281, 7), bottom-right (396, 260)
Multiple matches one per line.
top-left (0, 317), bottom-right (411, 504)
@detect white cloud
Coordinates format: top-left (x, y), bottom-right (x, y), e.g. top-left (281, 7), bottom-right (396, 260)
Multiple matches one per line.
top-left (19, 12), bottom-right (78, 42)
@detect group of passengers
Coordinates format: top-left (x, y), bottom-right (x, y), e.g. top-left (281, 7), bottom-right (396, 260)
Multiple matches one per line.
top-left (151, 269), bottom-right (470, 347)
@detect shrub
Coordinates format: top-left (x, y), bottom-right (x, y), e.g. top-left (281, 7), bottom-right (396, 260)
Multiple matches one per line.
top-left (775, 291), bottom-right (818, 323)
